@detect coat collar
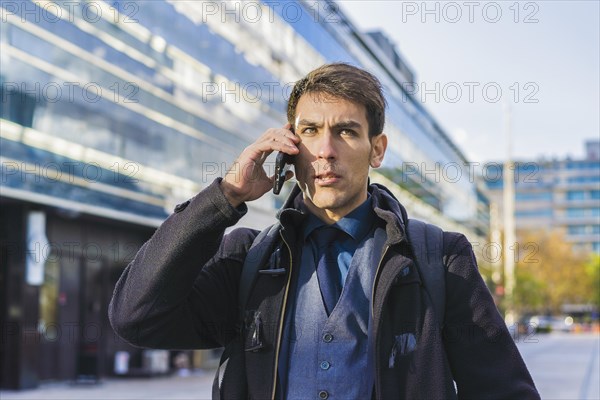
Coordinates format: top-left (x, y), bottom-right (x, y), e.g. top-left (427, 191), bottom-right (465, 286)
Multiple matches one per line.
top-left (276, 182), bottom-right (408, 246)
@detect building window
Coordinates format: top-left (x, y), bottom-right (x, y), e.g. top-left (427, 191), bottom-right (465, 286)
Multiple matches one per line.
top-left (0, 85), bottom-right (38, 127)
top-left (567, 225), bottom-right (587, 235)
top-left (566, 191), bottom-right (586, 201)
top-left (515, 209), bottom-right (553, 218)
top-left (516, 192), bottom-right (552, 201)
top-left (567, 176), bottom-right (600, 183)
top-left (567, 161), bottom-right (600, 170)
top-left (566, 208), bottom-right (586, 217)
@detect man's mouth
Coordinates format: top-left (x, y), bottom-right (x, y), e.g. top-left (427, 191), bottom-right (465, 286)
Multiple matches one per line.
top-left (314, 172), bottom-right (341, 184)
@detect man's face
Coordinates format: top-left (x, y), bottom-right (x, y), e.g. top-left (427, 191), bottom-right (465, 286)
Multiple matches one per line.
top-left (293, 93), bottom-right (387, 222)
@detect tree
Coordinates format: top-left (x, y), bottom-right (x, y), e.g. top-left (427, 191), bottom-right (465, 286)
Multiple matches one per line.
top-left (583, 254), bottom-right (600, 310)
top-left (511, 230), bottom-right (592, 314)
top-left (513, 267), bottom-right (545, 315)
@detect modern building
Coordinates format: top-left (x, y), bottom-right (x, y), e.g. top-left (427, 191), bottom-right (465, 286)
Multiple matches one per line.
top-left (483, 140), bottom-right (600, 254)
top-left (1, 0), bottom-right (488, 389)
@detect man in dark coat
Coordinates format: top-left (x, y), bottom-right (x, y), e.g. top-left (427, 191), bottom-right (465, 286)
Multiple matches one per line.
top-left (109, 63), bottom-right (539, 399)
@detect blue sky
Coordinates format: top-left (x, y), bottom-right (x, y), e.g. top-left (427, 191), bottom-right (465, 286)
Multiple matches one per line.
top-left (339, 1), bottom-right (599, 162)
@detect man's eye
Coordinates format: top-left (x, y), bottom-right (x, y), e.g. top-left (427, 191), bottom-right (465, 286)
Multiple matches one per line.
top-left (301, 127), bottom-right (316, 135)
top-left (340, 129), bottom-right (356, 137)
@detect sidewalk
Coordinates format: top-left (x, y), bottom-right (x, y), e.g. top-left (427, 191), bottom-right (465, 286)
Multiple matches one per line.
top-left (0, 370), bottom-right (215, 400)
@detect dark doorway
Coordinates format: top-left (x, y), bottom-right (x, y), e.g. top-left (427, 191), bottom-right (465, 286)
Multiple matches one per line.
top-left (76, 255), bottom-right (107, 381)
top-left (37, 251), bottom-right (81, 382)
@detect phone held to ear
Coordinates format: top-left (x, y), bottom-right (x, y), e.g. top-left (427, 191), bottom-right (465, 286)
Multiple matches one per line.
top-left (273, 151), bottom-right (294, 195)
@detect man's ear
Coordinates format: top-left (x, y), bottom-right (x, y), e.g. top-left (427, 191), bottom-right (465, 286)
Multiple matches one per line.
top-left (370, 133), bottom-right (387, 168)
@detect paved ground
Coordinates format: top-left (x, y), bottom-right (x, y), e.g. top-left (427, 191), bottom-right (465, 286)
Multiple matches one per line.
top-left (516, 332), bottom-right (600, 400)
top-left (1, 333), bottom-right (598, 400)
top-left (0, 371), bottom-right (215, 400)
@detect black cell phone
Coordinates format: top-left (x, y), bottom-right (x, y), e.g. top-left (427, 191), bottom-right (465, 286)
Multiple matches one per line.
top-left (273, 151), bottom-right (294, 195)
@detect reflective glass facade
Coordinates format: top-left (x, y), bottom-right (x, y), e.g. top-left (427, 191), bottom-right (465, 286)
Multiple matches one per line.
top-left (1, 0), bottom-right (485, 233)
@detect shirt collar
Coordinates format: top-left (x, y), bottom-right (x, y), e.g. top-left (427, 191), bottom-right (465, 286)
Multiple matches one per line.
top-left (303, 194), bottom-right (374, 241)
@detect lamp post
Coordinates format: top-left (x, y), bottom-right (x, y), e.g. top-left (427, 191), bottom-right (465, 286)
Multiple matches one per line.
top-left (503, 103), bottom-right (517, 326)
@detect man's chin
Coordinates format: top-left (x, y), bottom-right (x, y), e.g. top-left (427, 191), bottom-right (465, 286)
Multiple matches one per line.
top-left (303, 192), bottom-right (344, 212)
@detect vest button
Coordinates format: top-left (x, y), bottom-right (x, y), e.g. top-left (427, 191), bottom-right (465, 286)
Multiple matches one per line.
top-left (318, 390), bottom-right (329, 399)
top-left (320, 361), bottom-right (330, 370)
top-left (323, 333), bottom-right (333, 342)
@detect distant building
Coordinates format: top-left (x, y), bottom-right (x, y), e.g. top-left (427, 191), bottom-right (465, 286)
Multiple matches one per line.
top-left (483, 141), bottom-right (600, 254)
top-left (586, 140), bottom-right (600, 161)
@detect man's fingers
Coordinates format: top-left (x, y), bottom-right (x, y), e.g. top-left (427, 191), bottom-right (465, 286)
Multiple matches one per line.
top-left (265, 134), bottom-right (297, 147)
top-left (236, 126), bottom-right (299, 178)
top-left (256, 150), bottom-right (271, 166)
top-left (222, 125), bottom-right (299, 204)
top-left (253, 137), bottom-right (298, 157)
top-left (263, 128), bottom-right (300, 144)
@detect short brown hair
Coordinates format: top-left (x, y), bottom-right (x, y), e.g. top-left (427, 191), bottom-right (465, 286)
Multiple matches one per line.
top-left (287, 63), bottom-right (387, 138)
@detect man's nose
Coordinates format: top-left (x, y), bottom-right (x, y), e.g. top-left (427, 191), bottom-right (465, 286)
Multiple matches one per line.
top-left (317, 131), bottom-right (337, 160)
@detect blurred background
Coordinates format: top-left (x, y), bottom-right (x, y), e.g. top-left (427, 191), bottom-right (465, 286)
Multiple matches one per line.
top-left (0, 0), bottom-right (598, 399)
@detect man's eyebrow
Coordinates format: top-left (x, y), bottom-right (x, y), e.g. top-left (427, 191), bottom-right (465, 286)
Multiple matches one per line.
top-left (297, 119), bottom-right (322, 127)
top-left (332, 120), bottom-right (362, 130)
top-left (296, 119), bottom-right (363, 129)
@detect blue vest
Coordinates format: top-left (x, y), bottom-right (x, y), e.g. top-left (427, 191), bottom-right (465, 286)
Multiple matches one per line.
top-left (281, 227), bottom-right (387, 399)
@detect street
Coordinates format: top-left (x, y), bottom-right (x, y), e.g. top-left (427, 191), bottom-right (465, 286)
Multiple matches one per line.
top-left (0, 371), bottom-right (214, 400)
top-left (517, 332), bottom-right (600, 400)
top-left (1, 333), bottom-right (598, 400)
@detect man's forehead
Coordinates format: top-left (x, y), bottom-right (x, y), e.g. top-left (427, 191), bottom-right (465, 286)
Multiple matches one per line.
top-left (297, 91), bottom-right (357, 106)
top-left (295, 92), bottom-right (368, 123)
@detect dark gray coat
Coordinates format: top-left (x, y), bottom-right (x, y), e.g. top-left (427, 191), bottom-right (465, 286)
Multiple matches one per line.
top-left (109, 178), bottom-right (539, 399)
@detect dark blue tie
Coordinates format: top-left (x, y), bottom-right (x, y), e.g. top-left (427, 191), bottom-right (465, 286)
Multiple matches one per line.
top-left (313, 226), bottom-right (343, 316)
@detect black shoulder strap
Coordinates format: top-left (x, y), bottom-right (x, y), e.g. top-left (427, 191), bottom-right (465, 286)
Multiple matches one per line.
top-left (238, 223), bottom-right (281, 316)
top-left (407, 219), bottom-right (446, 327)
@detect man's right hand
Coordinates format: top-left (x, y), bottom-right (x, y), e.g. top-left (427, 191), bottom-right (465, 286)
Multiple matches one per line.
top-left (220, 124), bottom-right (300, 208)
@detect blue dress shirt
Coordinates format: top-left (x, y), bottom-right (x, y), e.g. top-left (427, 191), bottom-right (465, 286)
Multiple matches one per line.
top-left (302, 195), bottom-right (376, 288)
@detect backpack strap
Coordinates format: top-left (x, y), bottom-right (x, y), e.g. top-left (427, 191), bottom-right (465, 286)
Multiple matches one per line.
top-left (212, 224), bottom-right (282, 398)
top-left (238, 223), bottom-right (282, 317)
top-left (214, 224), bottom-right (281, 400)
top-left (407, 219), bottom-right (446, 327)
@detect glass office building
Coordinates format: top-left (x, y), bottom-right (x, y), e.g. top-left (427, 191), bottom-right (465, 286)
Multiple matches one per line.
top-left (484, 141), bottom-right (600, 254)
top-left (1, 0), bottom-right (487, 388)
